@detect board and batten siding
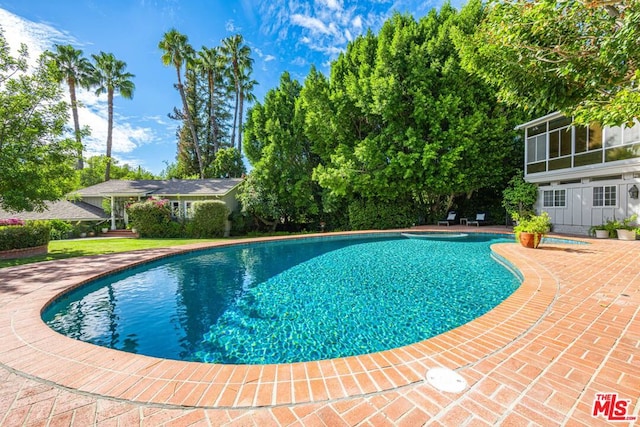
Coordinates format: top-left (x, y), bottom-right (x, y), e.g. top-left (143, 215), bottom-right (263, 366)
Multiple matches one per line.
top-left (537, 177), bottom-right (640, 234)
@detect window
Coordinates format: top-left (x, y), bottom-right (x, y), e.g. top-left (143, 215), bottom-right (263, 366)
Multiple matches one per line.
top-left (575, 124), bottom-right (602, 153)
top-left (604, 126), bottom-right (622, 147)
top-left (593, 186), bottom-right (616, 207)
top-left (184, 202), bottom-right (192, 218)
top-left (527, 134), bottom-right (547, 163)
top-left (549, 127), bottom-right (572, 158)
top-left (624, 124), bottom-right (640, 144)
top-left (171, 201), bottom-right (180, 217)
top-left (543, 190), bottom-right (566, 207)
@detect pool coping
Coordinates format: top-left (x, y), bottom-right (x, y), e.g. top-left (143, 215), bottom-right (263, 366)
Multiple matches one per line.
top-left (0, 229), bottom-right (579, 409)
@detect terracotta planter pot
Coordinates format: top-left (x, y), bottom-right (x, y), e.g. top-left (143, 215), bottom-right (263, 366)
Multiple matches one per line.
top-left (616, 229), bottom-right (637, 241)
top-left (519, 232), bottom-right (543, 248)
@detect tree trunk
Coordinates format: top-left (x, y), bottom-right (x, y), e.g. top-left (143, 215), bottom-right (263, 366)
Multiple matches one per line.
top-left (68, 79), bottom-right (83, 169)
top-left (208, 71), bottom-right (219, 154)
top-left (231, 83), bottom-right (239, 150)
top-left (238, 91), bottom-right (244, 154)
top-left (105, 88), bottom-right (114, 181)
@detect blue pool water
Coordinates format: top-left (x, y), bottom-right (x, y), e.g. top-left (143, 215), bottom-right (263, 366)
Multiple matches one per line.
top-left (42, 233), bottom-right (522, 364)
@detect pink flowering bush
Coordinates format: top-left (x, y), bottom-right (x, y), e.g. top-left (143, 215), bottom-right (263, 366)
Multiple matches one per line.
top-left (126, 198), bottom-right (182, 237)
top-left (0, 218), bottom-right (25, 226)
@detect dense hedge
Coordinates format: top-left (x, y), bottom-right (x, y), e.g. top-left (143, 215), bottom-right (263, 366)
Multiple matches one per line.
top-left (187, 200), bottom-right (229, 238)
top-left (48, 219), bottom-right (74, 240)
top-left (348, 199), bottom-right (417, 230)
top-left (127, 198), bottom-right (182, 238)
top-left (0, 221), bottom-right (51, 251)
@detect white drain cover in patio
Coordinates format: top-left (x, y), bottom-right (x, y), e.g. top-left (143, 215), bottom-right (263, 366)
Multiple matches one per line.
top-left (426, 367), bottom-right (467, 393)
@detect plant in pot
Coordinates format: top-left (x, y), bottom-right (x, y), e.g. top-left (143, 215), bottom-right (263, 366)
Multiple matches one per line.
top-left (613, 214), bottom-right (638, 241)
top-left (512, 211), bottom-right (552, 249)
top-left (589, 222), bottom-right (615, 239)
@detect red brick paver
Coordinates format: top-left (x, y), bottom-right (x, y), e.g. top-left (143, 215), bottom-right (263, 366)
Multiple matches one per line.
top-left (0, 228), bottom-right (638, 426)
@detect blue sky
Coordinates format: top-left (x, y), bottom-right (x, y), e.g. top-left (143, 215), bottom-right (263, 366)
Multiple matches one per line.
top-left (1, 0), bottom-right (461, 175)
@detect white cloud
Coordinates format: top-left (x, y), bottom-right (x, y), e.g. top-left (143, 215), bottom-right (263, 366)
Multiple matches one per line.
top-left (257, 0), bottom-right (393, 65)
top-left (225, 19), bottom-right (240, 32)
top-left (264, 55), bottom-right (276, 62)
top-left (0, 8), bottom-right (78, 66)
top-left (291, 57), bottom-right (307, 67)
top-left (352, 15), bottom-right (363, 30)
top-left (344, 29), bottom-right (353, 42)
top-left (290, 14), bottom-right (332, 36)
top-left (317, 0), bottom-right (342, 11)
top-left (1, 7), bottom-right (155, 161)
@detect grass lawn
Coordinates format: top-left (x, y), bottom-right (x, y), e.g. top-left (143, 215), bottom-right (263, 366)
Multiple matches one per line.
top-left (0, 237), bottom-right (225, 269)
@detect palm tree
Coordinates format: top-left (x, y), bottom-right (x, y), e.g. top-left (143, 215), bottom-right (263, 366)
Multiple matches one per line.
top-left (221, 34), bottom-right (253, 151)
top-left (195, 46), bottom-right (226, 155)
top-left (90, 52), bottom-right (135, 181)
top-left (237, 70), bottom-right (258, 155)
top-left (48, 44), bottom-right (93, 169)
top-left (159, 29), bottom-right (204, 178)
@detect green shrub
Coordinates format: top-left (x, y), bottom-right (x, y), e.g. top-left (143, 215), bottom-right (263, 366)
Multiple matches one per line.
top-left (348, 199), bottom-right (417, 230)
top-left (186, 200), bottom-right (230, 238)
top-left (0, 221), bottom-right (51, 251)
top-left (127, 198), bottom-right (183, 238)
top-left (229, 210), bottom-right (255, 236)
top-left (48, 219), bottom-right (74, 240)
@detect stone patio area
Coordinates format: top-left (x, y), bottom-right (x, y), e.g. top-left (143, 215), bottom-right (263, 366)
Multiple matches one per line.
top-left (0, 228), bottom-right (638, 426)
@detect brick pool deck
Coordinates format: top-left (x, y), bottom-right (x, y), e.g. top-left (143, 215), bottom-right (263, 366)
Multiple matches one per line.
top-left (0, 227), bottom-right (638, 426)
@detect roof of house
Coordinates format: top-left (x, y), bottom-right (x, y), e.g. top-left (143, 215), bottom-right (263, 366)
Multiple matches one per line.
top-left (73, 178), bottom-right (244, 197)
top-left (0, 200), bottom-right (108, 221)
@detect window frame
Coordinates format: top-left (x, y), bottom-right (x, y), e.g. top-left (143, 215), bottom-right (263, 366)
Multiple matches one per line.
top-left (543, 189), bottom-right (566, 207)
top-left (593, 185), bottom-right (617, 207)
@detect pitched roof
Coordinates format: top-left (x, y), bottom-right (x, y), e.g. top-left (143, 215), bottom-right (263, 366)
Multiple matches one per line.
top-left (73, 178), bottom-right (243, 197)
top-left (0, 200), bottom-right (108, 221)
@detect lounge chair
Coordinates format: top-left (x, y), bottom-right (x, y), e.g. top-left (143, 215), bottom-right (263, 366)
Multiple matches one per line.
top-left (467, 212), bottom-right (489, 226)
top-left (437, 211), bottom-right (458, 226)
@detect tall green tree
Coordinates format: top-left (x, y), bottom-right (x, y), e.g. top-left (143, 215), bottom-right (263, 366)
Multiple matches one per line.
top-left (159, 29), bottom-right (204, 177)
top-left (90, 52), bottom-right (135, 181)
top-left (0, 30), bottom-right (78, 212)
top-left (238, 69), bottom-right (258, 154)
top-left (48, 44), bottom-right (93, 169)
top-left (77, 156), bottom-right (156, 188)
top-left (313, 6), bottom-right (523, 217)
top-left (456, 0), bottom-right (640, 125)
top-left (242, 72), bottom-right (320, 228)
top-left (221, 34), bottom-right (253, 152)
top-left (207, 147), bottom-right (246, 178)
top-left (171, 68), bottom-right (210, 176)
top-left (195, 46), bottom-right (226, 155)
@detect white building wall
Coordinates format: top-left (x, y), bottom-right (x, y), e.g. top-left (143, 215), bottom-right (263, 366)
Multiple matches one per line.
top-left (536, 175), bottom-right (640, 235)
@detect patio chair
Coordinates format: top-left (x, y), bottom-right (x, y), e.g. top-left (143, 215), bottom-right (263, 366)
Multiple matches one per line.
top-left (437, 211), bottom-right (458, 226)
top-left (467, 212), bottom-right (489, 227)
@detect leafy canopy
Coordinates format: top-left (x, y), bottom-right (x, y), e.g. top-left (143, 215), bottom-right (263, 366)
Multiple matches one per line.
top-left (456, 0), bottom-right (640, 125)
top-left (0, 28), bottom-right (79, 212)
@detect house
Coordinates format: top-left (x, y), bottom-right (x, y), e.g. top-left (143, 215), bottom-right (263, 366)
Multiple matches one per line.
top-left (0, 178), bottom-right (244, 231)
top-left (73, 178), bottom-right (243, 230)
top-left (516, 112), bottom-right (640, 234)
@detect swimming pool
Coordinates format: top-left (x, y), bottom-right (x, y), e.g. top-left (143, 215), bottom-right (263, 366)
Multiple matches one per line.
top-left (42, 233), bottom-right (521, 364)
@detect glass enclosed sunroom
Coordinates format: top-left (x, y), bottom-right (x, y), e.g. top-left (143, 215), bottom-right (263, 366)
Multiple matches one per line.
top-left (517, 112), bottom-right (640, 235)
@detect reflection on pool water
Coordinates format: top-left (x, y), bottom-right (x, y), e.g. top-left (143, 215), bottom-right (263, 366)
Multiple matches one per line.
top-left (43, 233), bottom-right (522, 364)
